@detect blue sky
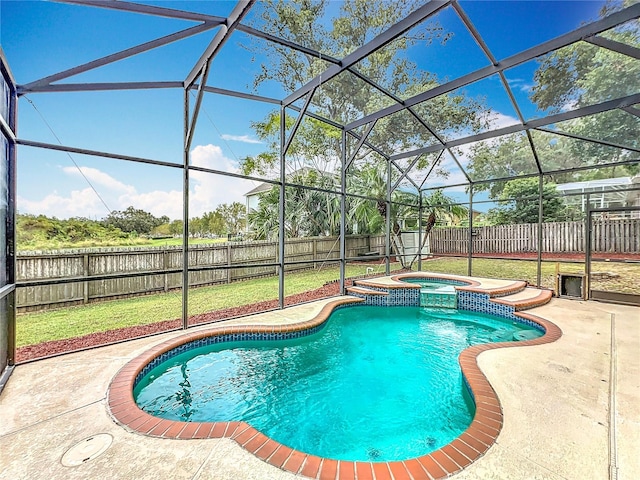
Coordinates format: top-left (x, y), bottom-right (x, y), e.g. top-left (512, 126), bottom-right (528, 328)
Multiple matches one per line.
top-left (1, 0), bottom-right (607, 220)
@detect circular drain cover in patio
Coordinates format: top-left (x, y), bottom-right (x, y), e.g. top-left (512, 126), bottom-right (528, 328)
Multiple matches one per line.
top-left (61, 433), bottom-right (113, 467)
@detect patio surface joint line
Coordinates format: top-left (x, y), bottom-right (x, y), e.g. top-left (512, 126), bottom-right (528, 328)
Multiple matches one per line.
top-left (189, 442), bottom-right (219, 480)
top-left (0, 398), bottom-right (104, 438)
top-left (608, 312), bottom-right (619, 480)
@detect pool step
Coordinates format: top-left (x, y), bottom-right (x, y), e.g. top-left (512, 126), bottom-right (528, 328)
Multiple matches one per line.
top-left (346, 285), bottom-right (388, 297)
top-left (459, 280), bottom-right (528, 298)
top-left (346, 276), bottom-right (552, 313)
top-left (491, 287), bottom-right (553, 311)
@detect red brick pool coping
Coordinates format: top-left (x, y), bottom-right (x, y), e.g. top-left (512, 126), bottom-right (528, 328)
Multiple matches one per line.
top-left (107, 279), bottom-right (562, 480)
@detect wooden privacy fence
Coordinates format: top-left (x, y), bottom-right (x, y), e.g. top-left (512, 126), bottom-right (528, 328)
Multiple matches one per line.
top-left (16, 235), bottom-right (382, 311)
top-left (18, 219), bottom-right (639, 311)
top-left (429, 218), bottom-right (640, 255)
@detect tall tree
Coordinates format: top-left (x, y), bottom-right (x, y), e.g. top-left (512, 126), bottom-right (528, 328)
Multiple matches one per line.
top-left (218, 202), bottom-right (247, 234)
top-left (168, 219), bottom-right (183, 236)
top-left (201, 210), bottom-right (226, 236)
top-left (486, 178), bottom-right (576, 225)
top-left (529, 0), bottom-right (639, 173)
top-left (422, 190), bottom-right (468, 227)
top-left (241, 0), bottom-right (490, 179)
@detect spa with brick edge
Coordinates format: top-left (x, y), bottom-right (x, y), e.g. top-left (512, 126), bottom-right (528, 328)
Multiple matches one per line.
top-left (106, 274), bottom-right (562, 480)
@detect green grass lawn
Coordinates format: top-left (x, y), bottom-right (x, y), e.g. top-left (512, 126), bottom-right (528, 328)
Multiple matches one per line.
top-left (424, 256), bottom-right (640, 293)
top-left (16, 262), bottom-right (390, 347)
top-left (16, 257), bottom-right (639, 348)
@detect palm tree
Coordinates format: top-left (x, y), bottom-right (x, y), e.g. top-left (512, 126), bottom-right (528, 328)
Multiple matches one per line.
top-left (422, 190), bottom-right (468, 226)
top-left (248, 169), bottom-right (342, 239)
top-left (407, 189), bottom-right (468, 269)
top-left (247, 189), bottom-right (279, 240)
top-left (248, 163), bottom-right (467, 272)
top-left (347, 161), bottom-right (419, 267)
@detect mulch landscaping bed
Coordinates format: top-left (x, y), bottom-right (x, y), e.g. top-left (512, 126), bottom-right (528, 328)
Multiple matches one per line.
top-left (15, 274), bottom-right (408, 363)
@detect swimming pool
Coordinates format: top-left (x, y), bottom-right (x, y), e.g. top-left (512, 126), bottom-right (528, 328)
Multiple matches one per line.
top-left (133, 304), bottom-right (542, 462)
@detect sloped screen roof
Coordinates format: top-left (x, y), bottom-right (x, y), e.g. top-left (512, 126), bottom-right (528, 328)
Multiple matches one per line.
top-left (3, 0), bottom-right (639, 211)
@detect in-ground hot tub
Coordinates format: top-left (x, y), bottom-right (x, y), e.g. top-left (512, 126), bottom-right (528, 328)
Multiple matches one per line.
top-left (399, 277), bottom-right (469, 308)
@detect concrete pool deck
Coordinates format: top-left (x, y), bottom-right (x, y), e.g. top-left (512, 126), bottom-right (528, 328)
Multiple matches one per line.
top-left (0, 278), bottom-right (638, 479)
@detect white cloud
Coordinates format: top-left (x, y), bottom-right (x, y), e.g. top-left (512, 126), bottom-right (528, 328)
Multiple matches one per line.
top-left (119, 190), bottom-right (183, 218)
top-left (62, 166), bottom-right (135, 194)
top-left (434, 154), bottom-right (469, 192)
top-left (220, 134), bottom-right (262, 144)
top-left (419, 152), bottom-right (470, 193)
top-left (488, 112), bottom-right (520, 130)
top-left (188, 144), bottom-right (252, 216)
top-left (18, 188), bottom-right (107, 218)
top-left (506, 78), bottom-right (534, 93)
top-left (19, 144), bottom-right (254, 220)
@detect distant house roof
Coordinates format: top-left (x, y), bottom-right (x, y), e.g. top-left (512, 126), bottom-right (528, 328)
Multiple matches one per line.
top-left (244, 182), bottom-right (273, 197)
top-left (555, 177), bottom-right (631, 192)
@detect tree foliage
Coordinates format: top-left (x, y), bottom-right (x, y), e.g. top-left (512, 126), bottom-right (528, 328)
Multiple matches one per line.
top-left (422, 190), bottom-right (468, 226)
top-left (486, 178), bottom-right (578, 225)
top-left (248, 164), bottom-right (468, 254)
top-left (241, 0), bottom-right (490, 179)
top-left (531, 2), bottom-right (639, 114)
top-left (241, 0), bottom-right (488, 258)
top-left (188, 202), bottom-right (247, 237)
top-left (17, 214), bottom-right (129, 249)
top-left (102, 206), bottom-right (169, 235)
top-left (248, 169), bottom-right (341, 239)
top-left (467, 1), bottom-right (639, 197)
top-left (17, 201), bottom-right (248, 249)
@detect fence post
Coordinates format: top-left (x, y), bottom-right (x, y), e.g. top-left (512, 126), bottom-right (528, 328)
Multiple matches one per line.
top-left (311, 237), bottom-right (318, 270)
top-left (227, 243), bottom-right (232, 284)
top-left (467, 185), bottom-right (473, 276)
top-left (83, 253), bottom-right (89, 304)
top-left (163, 248), bottom-right (169, 292)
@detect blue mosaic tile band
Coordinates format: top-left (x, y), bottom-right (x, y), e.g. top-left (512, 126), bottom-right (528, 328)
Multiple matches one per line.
top-left (458, 291), bottom-right (513, 318)
top-left (389, 288), bottom-right (420, 306)
top-left (358, 292), bottom-right (388, 306)
top-left (134, 322), bottom-right (327, 388)
top-left (351, 287), bottom-right (420, 306)
top-left (458, 290), bottom-right (545, 333)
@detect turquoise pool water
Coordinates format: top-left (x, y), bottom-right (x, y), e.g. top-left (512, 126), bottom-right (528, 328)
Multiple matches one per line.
top-left (134, 305), bottom-right (542, 461)
top-left (401, 277), bottom-right (460, 291)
